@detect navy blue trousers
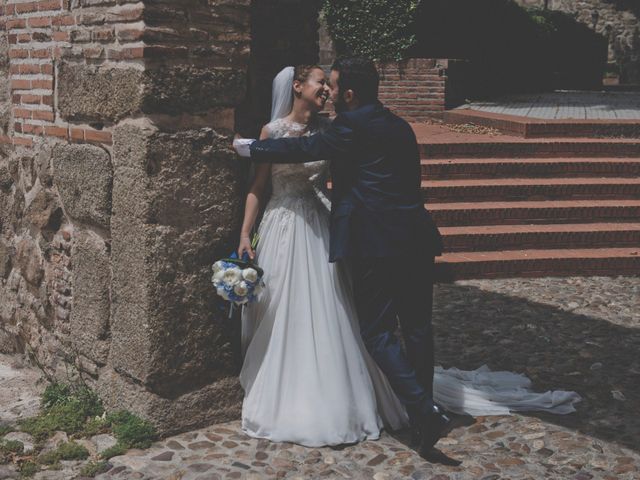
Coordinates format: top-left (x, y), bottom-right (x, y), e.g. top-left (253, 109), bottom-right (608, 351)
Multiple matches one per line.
top-left (348, 255), bottom-right (436, 424)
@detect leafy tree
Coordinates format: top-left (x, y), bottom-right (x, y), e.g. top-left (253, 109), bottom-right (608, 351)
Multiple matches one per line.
top-left (322, 0), bottom-right (420, 60)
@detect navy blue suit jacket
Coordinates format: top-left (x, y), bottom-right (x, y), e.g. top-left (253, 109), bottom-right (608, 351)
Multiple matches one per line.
top-left (250, 101), bottom-right (443, 262)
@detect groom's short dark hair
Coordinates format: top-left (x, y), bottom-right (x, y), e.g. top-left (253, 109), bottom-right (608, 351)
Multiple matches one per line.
top-left (331, 57), bottom-right (379, 104)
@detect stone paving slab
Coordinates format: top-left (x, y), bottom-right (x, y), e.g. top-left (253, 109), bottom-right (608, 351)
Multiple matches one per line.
top-left (457, 92), bottom-right (640, 120)
top-left (0, 353), bottom-right (45, 426)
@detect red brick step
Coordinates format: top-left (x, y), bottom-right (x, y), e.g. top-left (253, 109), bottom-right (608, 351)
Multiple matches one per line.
top-left (440, 223), bottom-right (640, 252)
top-left (435, 247), bottom-right (640, 281)
top-left (426, 200), bottom-right (640, 226)
top-left (421, 158), bottom-right (640, 179)
top-left (422, 177), bottom-right (640, 202)
top-left (420, 140), bottom-right (640, 158)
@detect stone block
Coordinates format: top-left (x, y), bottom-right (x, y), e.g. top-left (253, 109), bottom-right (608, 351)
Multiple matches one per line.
top-left (70, 229), bottom-right (111, 365)
top-left (142, 66), bottom-right (246, 115)
top-left (52, 143), bottom-right (112, 229)
top-left (0, 238), bottom-right (12, 279)
top-left (24, 187), bottom-right (62, 231)
top-left (57, 63), bottom-right (144, 123)
top-left (0, 158), bottom-right (13, 192)
top-left (34, 140), bottom-right (57, 188)
top-left (15, 237), bottom-right (43, 286)
top-left (110, 122), bottom-right (244, 397)
top-left (96, 367), bottom-right (243, 436)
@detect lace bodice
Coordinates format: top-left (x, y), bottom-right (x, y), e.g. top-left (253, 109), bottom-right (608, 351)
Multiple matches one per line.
top-left (265, 117), bottom-right (329, 203)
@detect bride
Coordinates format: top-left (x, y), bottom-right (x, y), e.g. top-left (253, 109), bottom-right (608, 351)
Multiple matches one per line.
top-left (238, 64), bottom-right (407, 447)
top-left (236, 65), bottom-right (581, 449)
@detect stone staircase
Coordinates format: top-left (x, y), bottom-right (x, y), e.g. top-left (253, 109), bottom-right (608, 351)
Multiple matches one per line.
top-left (414, 124), bottom-right (640, 280)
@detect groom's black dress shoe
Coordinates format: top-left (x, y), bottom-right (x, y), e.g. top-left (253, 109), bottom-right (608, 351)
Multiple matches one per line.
top-left (422, 447), bottom-right (462, 466)
top-left (418, 406), bottom-right (451, 458)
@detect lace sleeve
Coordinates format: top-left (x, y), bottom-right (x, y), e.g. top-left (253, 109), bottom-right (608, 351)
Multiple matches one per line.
top-left (264, 118), bottom-right (286, 139)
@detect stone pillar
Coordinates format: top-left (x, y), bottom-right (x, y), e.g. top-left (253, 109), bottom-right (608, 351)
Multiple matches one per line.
top-left (0, 0), bottom-right (255, 434)
top-left (95, 0), bottom-right (252, 434)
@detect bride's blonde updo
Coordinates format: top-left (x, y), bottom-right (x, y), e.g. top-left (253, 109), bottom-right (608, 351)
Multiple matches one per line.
top-left (294, 64), bottom-right (323, 83)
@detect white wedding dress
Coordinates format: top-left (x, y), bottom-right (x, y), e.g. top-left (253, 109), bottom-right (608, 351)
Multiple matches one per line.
top-left (239, 117), bottom-right (581, 448)
top-left (240, 117), bottom-right (408, 447)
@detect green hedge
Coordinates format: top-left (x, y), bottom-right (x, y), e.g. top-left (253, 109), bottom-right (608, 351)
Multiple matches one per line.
top-left (322, 0), bottom-right (420, 61)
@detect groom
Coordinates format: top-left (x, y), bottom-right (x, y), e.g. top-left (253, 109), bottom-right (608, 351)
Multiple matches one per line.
top-left (234, 57), bottom-right (450, 457)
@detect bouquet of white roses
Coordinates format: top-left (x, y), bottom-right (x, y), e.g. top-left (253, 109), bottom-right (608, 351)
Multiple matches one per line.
top-left (211, 234), bottom-right (265, 308)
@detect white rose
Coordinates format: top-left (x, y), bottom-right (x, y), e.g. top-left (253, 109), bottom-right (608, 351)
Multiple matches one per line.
top-left (222, 267), bottom-right (242, 285)
top-left (242, 268), bottom-right (258, 283)
top-left (217, 286), bottom-right (229, 301)
top-left (234, 281), bottom-right (249, 297)
top-left (212, 269), bottom-right (225, 285)
top-left (212, 261), bottom-right (224, 273)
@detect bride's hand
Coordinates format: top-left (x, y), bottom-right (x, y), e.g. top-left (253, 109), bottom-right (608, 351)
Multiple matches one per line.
top-left (238, 235), bottom-right (255, 260)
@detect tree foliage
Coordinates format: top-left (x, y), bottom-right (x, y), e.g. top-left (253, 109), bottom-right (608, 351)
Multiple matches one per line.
top-left (322, 0), bottom-right (420, 61)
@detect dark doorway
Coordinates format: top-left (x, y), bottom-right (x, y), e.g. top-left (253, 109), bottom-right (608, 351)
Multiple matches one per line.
top-left (235, 0), bottom-right (322, 138)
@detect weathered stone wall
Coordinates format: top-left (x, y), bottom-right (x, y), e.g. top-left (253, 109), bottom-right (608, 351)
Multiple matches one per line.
top-left (0, 0), bottom-right (259, 435)
top-left (517, 0), bottom-right (640, 83)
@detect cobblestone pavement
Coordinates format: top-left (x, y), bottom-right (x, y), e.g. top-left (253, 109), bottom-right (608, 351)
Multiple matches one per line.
top-left (97, 276), bottom-right (640, 480)
top-left (2, 276), bottom-right (640, 479)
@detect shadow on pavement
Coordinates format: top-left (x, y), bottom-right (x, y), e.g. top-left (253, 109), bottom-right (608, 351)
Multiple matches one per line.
top-left (430, 282), bottom-right (640, 453)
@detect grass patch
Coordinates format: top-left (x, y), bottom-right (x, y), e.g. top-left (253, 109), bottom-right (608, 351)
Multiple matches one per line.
top-left (98, 410), bottom-right (158, 459)
top-left (41, 383), bottom-right (103, 417)
top-left (0, 424), bottom-right (13, 436)
top-left (99, 443), bottom-right (127, 460)
top-left (19, 403), bottom-right (88, 441)
top-left (80, 460), bottom-right (111, 477)
top-left (106, 411), bottom-right (156, 449)
top-left (1, 440), bottom-right (25, 454)
top-left (12, 377), bottom-right (157, 472)
top-left (1, 439), bottom-right (25, 465)
top-left (80, 416), bottom-right (110, 437)
top-left (18, 382), bottom-right (105, 441)
top-left (18, 460), bottom-right (38, 478)
top-left (37, 441), bottom-right (89, 465)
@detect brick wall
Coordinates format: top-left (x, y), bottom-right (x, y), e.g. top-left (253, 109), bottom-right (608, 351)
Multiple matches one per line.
top-left (0, 0), bottom-right (146, 149)
top-left (377, 58), bottom-right (447, 122)
top-left (317, 17), bottom-right (447, 123)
